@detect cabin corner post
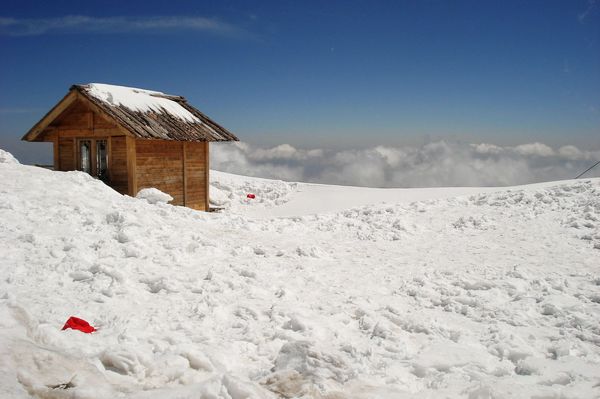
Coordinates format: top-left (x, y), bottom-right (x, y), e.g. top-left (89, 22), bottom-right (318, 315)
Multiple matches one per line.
top-left (107, 137), bottom-right (113, 182)
top-left (52, 136), bottom-right (59, 170)
top-left (126, 136), bottom-right (137, 196)
top-left (205, 141), bottom-right (210, 212)
top-left (182, 142), bottom-right (188, 207)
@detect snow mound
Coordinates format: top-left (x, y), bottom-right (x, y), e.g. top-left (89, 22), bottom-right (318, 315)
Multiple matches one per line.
top-left (210, 170), bottom-right (297, 211)
top-left (136, 187), bottom-right (174, 204)
top-left (0, 149), bottom-right (19, 164)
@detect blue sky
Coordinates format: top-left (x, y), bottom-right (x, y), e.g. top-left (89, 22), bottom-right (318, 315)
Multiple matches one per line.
top-left (1, 0), bottom-right (599, 164)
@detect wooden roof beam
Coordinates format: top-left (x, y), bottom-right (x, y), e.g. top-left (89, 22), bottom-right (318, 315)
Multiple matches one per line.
top-left (21, 90), bottom-right (78, 142)
top-left (73, 92), bottom-right (132, 137)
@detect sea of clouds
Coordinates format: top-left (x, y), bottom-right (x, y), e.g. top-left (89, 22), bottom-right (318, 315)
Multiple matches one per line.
top-left (211, 141), bottom-right (600, 187)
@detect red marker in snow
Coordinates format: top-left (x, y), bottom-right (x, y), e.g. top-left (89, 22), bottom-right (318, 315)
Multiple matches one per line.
top-left (247, 194), bottom-right (256, 199)
top-left (62, 316), bottom-right (96, 333)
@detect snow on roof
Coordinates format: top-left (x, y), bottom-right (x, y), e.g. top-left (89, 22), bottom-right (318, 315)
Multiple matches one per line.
top-left (65, 83), bottom-right (238, 142)
top-left (86, 83), bottom-right (200, 123)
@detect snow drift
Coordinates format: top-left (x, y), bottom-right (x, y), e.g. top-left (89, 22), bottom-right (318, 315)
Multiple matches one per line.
top-left (0, 150), bottom-right (599, 398)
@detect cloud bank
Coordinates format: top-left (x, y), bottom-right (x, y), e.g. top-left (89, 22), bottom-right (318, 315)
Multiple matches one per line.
top-left (211, 141), bottom-right (600, 187)
top-left (0, 16), bottom-right (241, 37)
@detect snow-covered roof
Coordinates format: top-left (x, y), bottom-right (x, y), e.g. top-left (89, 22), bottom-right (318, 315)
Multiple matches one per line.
top-left (22, 83), bottom-right (238, 142)
top-left (75, 83), bottom-right (238, 142)
top-left (85, 83), bottom-right (200, 123)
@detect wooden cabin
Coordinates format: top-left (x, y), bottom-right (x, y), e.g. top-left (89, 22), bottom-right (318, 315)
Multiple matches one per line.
top-left (22, 83), bottom-right (238, 211)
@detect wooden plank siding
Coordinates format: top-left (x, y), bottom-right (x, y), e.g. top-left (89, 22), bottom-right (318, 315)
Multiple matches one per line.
top-left (134, 139), bottom-right (209, 210)
top-left (110, 136), bottom-right (129, 194)
top-left (46, 99), bottom-right (131, 195)
top-left (52, 136), bottom-right (59, 170)
top-left (135, 139), bottom-right (185, 205)
top-left (185, 141), bottom-right (208, 211)
top-left (204, 141), bottom-right (209, 211)
top-left (58, 137), bottom-right (75, 171)
top-left (126, 136), bottom-right (137, 196)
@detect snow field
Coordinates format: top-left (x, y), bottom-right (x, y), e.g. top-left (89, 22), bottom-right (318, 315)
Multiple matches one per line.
top-left (209, 170), bottom-right (298, 211)
top-left (1, 149), bottom-right (599, 398)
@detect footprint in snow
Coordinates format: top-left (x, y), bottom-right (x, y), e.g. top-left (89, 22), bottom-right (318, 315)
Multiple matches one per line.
top-left (282, 315), bottom-right (306, 332)
top-left (237, 268), bottom-right (256, 279)
top-left (541, 303), bottom-right (560, 316)
top-left (295, 246), bottom-right (327, 258)
top-left (18, 233), bottom-right (35, 244)
top-left (100, 349), bottom-right (142, 376)
top-left (234, 306), bottom-right (258, 321)
top-left (69, 271), bottom-right (93, 281)
top-left (140, 277), bottom-right (178, 293)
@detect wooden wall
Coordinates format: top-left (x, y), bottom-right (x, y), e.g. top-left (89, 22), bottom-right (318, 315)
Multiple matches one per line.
top-left (43, 98), bottom-right (130, 194)
top-left (135, 139), bottom-right (185, 206)
top-left (134, 139), bottom-right (209, 210)
top-left (184, 142), bottom-right (208, 211)
top-left (58, 137), bottom-right (75, 171)
top-left (110, 136), bottom-right (128, 194)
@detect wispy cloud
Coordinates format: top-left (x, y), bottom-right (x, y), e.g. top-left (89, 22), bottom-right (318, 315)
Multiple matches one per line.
top-left (211, 141), bottom-right (600, 187)
top-left (578, 0), bottom-right (597, 23)
top-left (0, 15), bottom-right (243, 37)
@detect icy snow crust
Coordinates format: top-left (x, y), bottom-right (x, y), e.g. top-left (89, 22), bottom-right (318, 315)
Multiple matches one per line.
top-left (1, 155), bottom-right (600, 398)
top-left (86, 83), bottom-right (201, 123)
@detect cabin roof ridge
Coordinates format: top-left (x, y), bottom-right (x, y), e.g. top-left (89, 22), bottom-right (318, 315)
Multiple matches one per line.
top-left (23, 83), bottom-right (238, 143)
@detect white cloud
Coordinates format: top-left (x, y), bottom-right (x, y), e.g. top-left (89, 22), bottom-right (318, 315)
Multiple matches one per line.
top-left (513, 142), bottom-right (555, 157)
top-left (471, 143), bottom-right (503, 155)
top-left (558, 145), bottom-right (585, 160)
top-left (248, 144), bottom-right (323, 161)
top-left (0, 15), bottom-right (242, 37)
top-left (211, 141), bottom-right (600, 187)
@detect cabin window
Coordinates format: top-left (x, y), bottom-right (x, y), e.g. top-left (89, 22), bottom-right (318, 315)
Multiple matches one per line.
top-left (79, 140), bottom-right (92, 174)
top-left (77, 138), bottom-right (109, 181)
top-left (96, 140), bottom-right (108, 181)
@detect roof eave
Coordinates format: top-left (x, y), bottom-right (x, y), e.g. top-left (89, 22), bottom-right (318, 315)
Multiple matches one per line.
top-left (24, 84), bottom-right (240, 143)
top-left (21, 89), bottom-right (78, 142)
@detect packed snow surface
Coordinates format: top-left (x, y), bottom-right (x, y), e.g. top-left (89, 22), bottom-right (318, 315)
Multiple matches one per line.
top-left (86, 83), bottom-right (201, 123)
top-left (1, 151), bottom-right (600, 398)
top-left (135, 188), bottom-right (173, 205)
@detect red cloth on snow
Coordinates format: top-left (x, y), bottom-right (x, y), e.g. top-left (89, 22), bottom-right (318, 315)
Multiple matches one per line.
top-left (62, 316), bottom-right (96, 333)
